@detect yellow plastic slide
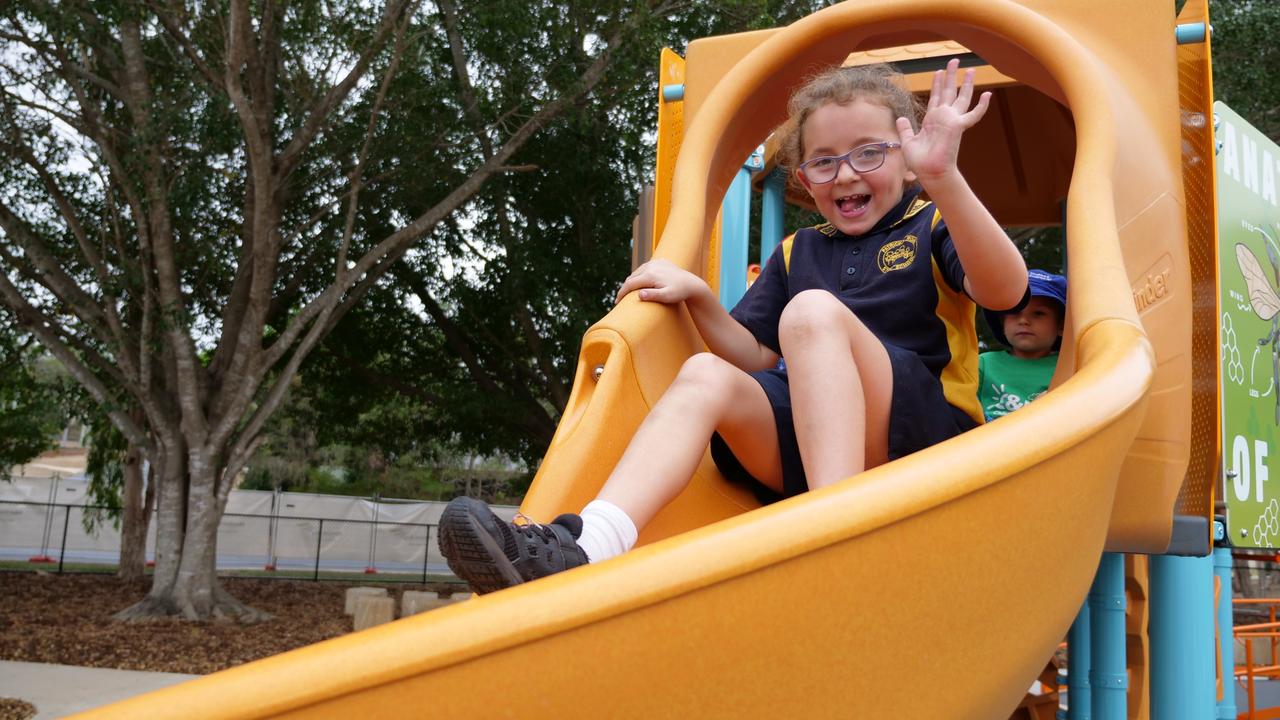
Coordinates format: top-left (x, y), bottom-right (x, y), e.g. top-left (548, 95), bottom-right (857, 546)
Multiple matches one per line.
top-left (80, 0), bottom-right (1213, 717)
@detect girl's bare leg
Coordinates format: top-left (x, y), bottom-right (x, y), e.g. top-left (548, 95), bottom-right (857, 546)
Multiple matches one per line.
top-left (597, 352), bottom-right (782, 528)
top-left (778, 289), bottom-right (894, 489)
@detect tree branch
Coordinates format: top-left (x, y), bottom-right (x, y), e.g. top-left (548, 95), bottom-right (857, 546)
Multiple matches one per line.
top-left (0, 14), bottom-right (125, 101)
top-left (418, 291), bottom-right (502, 394)
top-left (260, 14), bottom-right (631, 384)
top-left (220, 433), bottom-right (264, 505)
top-left (0, 204), bottom-right (115, 344)
top-left (119, 19), bottom-right (208, 445)
top-left (0, 272), bottom-right (149, 449)
top-left (275, 0), bottom-right (415, 182)
top-left (222, 296), bottom-right (340, 462)
top-left (337, 3), bottom-right (412, 275)
top-left (437, 0), bottom-right (495, 159)
top-left (148, 0), bottom-right (220, 89)
top-left (0, 86), bottom-right (87, 133)
top-left (516, 304), bottom-right (568, 410)
top-left (1, 140), bottom-right (137, 363)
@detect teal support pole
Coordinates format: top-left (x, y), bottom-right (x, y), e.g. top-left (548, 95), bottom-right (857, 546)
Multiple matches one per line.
top-left (1213, 521), bottom-right (1237, 719)
top-left (1067, 601), bottom-right (1091, 720)
top-left (719, 169), bottom-right (751, 309)
top-left (1089, 553), bottom-right (1128, 719)
top-left (760, 169), bottom-right (786, 264)
top-left (718, 148), bottom-right (763, 310)
top-left (1175, 22), bottom-right (1207, 45)
top-left (1150, 552), bottom-right (1216, 719)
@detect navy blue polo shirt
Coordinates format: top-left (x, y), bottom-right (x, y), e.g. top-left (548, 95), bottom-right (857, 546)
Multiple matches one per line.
top-left (730, 188), bottom-right (984, 424)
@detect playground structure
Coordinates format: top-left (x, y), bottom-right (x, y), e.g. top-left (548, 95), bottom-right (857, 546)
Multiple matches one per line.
top-left (77, 0), bottom-right (1249, 718)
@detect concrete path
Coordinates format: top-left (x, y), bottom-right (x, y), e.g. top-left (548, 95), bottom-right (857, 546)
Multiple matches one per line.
top-left (0, 660), bottom-right (198, 719)
top-left (3, 657), bottom-right (1276, 717)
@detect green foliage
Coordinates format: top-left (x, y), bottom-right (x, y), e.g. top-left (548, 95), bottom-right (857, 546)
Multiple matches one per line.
top-left (1211, 0), bottom-right (1280, 143)
top-left (0, 321), bottom-right (68, 478)
top-left (238, 378), bottom-right (460, 499)
top-left (2, 0), bottom-right (826, 515)
top-left (81, 417), bottom-right (128, 534)
top-left (277, 0), bottom-right (827, 471)
top-left (242, 415), bottom-right (528, 504)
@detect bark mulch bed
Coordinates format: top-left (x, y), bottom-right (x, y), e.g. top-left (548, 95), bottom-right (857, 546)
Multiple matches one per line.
top-left (0, 698), bottom-right (36, 720)
top-left (0, 571), bottom-right (445, 675)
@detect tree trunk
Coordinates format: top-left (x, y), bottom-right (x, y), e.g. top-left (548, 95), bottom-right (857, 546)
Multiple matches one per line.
top-left (146, 437), bottom-right (185, 597)
top-left (116, 439), bottom-right (148, 583)
top-left (114, 439), bottom-right (269, 623)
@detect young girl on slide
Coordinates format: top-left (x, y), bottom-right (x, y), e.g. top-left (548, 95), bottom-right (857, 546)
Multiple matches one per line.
top-left (439, 59), bottom-right (1029, 593)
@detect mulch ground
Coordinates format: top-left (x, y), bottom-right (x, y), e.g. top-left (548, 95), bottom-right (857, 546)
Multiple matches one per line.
top-left (0, 698), bottom-right (35, 720)
top-left (0, 571), bottom-right (449, 675)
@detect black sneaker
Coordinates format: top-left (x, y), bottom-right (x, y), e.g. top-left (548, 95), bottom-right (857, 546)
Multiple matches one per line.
top-left (438, 496), bottom-right (590, 594)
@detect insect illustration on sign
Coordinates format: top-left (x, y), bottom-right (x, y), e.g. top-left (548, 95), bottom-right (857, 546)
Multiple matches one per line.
top-left (1237, 224), bottom-right (1280, 424)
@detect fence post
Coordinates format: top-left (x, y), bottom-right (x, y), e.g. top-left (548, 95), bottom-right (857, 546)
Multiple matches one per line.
top-left (364, 494), bottom-right (379, 574)
top-left (422, 524), bottom-right (431, 584)
top-left (30, 475), bottom-right (59, 563)
top-left (265, 487), bottom-right (279, 571)
top-left (313, 518), bottom-right (324, 581)
top-left (56, 505), bottom-right (71, 574)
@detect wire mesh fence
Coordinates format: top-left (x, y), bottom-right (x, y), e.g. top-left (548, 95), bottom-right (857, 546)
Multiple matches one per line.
top-left (0, 499), bottom-right (450, 583)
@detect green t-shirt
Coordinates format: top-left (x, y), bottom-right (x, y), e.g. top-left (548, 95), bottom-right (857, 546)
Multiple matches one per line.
top-left (977, 351), bottom-right (1059, 421)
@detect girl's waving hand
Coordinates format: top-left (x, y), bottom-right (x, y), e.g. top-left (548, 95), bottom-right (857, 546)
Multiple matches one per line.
top-left (896, 58), bottom-right (992, 183)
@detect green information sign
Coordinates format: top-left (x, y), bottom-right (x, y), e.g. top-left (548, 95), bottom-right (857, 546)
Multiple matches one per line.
top-left (1218, 101), bottom-right (1280, 548)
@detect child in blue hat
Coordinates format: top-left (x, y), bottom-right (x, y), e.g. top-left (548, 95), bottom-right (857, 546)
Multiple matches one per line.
top-left (978, 269), bottom-right (1067, 421)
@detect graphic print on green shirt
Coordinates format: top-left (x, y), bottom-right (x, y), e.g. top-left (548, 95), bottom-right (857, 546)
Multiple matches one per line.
top-left (977, 351), bottom-right (1059, 421)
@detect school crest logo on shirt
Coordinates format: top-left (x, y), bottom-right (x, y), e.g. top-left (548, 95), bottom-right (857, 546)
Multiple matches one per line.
top-left (878, 234), bottom-right (918, 273)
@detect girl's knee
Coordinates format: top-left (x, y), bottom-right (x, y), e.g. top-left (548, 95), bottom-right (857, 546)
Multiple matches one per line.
top-left (779, 290), bottom-right (851, 343)
top-left (673, 352), bottom-right (737, 392)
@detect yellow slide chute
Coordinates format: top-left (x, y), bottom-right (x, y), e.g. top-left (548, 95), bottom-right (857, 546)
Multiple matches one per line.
top-left (79, 0), bottom-right (1214, 717)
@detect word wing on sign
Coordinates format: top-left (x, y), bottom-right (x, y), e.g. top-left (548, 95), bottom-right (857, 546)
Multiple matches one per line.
top-left (1217, 100), bottom-right (1280, 548)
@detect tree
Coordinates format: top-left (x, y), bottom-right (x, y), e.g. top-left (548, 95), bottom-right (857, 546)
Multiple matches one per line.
top-left (0, 0), bottom-right (720, 621)
top-left (1211, 0), bottom-right (1280, 143)
top-left (0, 320), bottom-right (64, 477)
top-left (278, 0), bottom-right (825, 471)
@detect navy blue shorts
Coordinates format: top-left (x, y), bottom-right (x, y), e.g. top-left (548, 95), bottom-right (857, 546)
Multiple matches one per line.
top-left (710, 344), bottom-right (978, 504)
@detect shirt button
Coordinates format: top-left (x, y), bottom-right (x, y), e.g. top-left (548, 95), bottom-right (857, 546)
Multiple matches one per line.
top-left (846, 267), bottom-right (856, 275)
top-left (852, 247), bottom-right (861, 255)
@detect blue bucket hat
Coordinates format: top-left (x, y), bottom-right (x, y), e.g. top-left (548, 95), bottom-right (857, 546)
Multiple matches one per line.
top-left (983, 269), bottom-right (1067, 348)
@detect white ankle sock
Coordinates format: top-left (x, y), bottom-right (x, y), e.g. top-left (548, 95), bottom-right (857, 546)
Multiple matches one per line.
top-left (576, 499), bottom-right (638, 563)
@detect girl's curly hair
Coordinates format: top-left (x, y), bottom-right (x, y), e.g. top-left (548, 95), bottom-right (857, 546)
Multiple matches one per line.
top-left (775, 63), bottom-right (922, 185)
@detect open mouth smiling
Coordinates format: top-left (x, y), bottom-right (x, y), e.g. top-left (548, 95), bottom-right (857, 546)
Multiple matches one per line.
top-left (835, 194), bottom-right (871, 215)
